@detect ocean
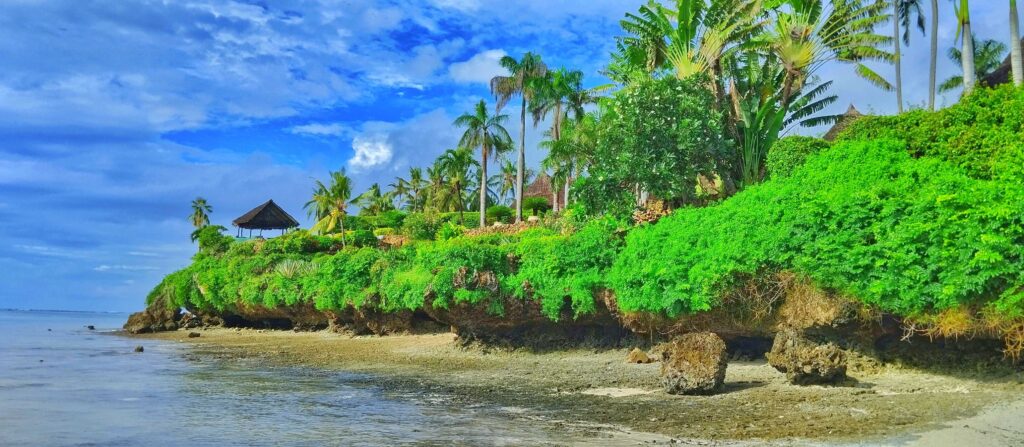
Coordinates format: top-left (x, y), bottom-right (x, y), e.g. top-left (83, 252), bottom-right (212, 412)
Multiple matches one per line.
top-left (0, 310), bottom-right (612, 446)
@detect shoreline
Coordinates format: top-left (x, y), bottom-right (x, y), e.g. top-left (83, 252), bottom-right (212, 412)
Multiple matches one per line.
top-left (132, 327), bottom-right (1024, 445)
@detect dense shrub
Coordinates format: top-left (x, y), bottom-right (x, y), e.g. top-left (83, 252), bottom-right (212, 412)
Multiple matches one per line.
top-left (348, 229), bottom-right (378, 248)
top-left (838, 85), bottom-right (1024, 181)
top-left (401, 211), bottom-right (442, 240)
top-left (610, 139), bottom-right (1024, 317)
top-left (436, 222), bottom-right (465, 241)
top-left (523, 197), bottom-right (551, 215)
top-left (486, 205), bottom-right (513, 224)
top-left (578, 74), bottom-right (732, 215)
top-left (765, 136), bottom-right (830, 179)
top-left (192, 225), bottom-right (233, 254)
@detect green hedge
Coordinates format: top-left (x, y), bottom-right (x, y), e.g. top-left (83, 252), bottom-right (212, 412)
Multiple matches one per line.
top-left (609, 139), bottom-right (1024, 318)
top-left (766, 136), bottom-right (830, 179)
top-left (838, 85), bottom-right (1024, 181)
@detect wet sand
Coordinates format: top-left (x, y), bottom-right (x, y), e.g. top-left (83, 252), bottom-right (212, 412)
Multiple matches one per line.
top-left (137, 328), bottom-right (1024, 446)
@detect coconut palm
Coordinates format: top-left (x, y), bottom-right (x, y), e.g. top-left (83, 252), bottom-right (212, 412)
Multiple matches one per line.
top-left (389, 176), bottom-right (412, 210)
top-left (453, 100), bottom-right (513, 227)
top-left (351, 183), bottom-right (394, 216)
top-left (490, 52), bottom-right (547, 223)
top-left (435, 148), bottom-right (478, 224)
top-left (304, 170), bottom-right (352, 247)
top-left (940, 36), bottom-right (1008, 92)
top-left (929, 0), bottom-right (939, 109)
top-left (493, 161), bottom-right (534, 206)
top-left (406, 167), bottom-right (426, 212)
top-left (892, 0), bottom-right (926, 113)
top-left (189, 197), bottom-right (212, 229)
top-left (955, 0), bottom-right (977, 94)
top-left (1011, 0), bottom-right (1023, 86)
top-left (539, 113), bottom-right (601, 208)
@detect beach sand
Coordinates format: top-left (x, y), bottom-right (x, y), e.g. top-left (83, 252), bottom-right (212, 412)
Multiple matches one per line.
top-left (137, 328), bottom-right (1024, 445)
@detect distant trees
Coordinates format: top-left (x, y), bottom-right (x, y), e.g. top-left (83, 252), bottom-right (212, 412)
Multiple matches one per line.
top-left (305, 170), bottom-right (353, 246)
top-left (454, 100), bottom-right (513, 227)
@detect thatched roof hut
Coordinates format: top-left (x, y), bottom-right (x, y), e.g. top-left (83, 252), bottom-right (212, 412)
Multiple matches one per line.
top-left (981, 39), bottom-right (1024, 87)
top-left (523, 173), bottom-right (566, 210)
top-left (232, 200), bottom-right (299, 236)
top-left (823, 105), bottom-right (863, 141)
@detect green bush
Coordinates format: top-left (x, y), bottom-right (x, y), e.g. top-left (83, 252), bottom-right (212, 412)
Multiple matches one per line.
top-left (486, 205), bottom-right (513, 224)
top-left (765, 136), bottom-right (830, 179)
top-left (401, 212), bottom-right (442, 240)
top-left (522, 197), bottom-right (551, 215)
top-left (192, 225), bottom-right (232, 254)
top-left (436, 222), bottom-right (465, 241)
top-left (838, 84), bottom-right (1024, 181)
top-left (348, 229), bottom-right (378, 248)
top-left (610, 139), bottom-right (1024, 317)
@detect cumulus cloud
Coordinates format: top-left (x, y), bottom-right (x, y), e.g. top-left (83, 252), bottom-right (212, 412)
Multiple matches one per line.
top-left (449, 49), bottom-right (508, 84)
top-left (349, 135), bottom-right (394, 170)
top-left (94, 264), bottom-right (158, 272)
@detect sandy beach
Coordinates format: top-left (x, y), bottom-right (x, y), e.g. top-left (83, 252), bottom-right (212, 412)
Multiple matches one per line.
top-left (135, 328), bottom-right (1024, 445)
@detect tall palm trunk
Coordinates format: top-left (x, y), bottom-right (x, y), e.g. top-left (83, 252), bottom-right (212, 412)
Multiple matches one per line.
top-left (563, 163), bottom-right (571, 208)
top-left (929, 0), bottom-right (939, 110)
top-left (480, 144), bottom-right (488, 228)
top-left (515, 97), bottom-right (526, 223)
top-left (960, 1), bottom-right (977, 95)
top-left (894, 0), bottom-right (904, 113)
top-left (1012, 0), bottom-right (1023, 86)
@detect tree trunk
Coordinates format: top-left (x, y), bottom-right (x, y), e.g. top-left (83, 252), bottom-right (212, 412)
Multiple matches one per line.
top-left (563, 162), bottom-right (571, 208)
top-left (480, 144), bottom-right (488, 228)
top-left (961, 1), bottom-right (977, 95)
top-left (893, 0), bottom-right (904, 113)
top-left (1012, 0), bottom-right (1023, 86)
top-left (929, 0), bottom-right (939, 110)
top-left (339, 213), bottom-right (347, 248)
top-left (515, 96), bottom-right (526, 223)
top-left (552, 183), bottom-right (559, 213)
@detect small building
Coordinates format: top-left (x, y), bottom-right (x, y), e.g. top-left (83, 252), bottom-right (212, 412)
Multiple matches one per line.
top-left (232, 199), bottom-right (299, 237)
top-left (523, 172), bottom-right (567, 211)
top-left (823, 105), bottom-right (863, 142)
top-left (981, 38), bottom-right (1024, 87)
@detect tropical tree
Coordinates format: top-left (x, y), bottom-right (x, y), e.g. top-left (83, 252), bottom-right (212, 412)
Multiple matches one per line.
top-left (765, 0), bottom-right (893, 109)
top-left (892, 0), bottom-right (926, 113)
top-left (539, 113), bottom-right (600, 208)
top-left (351, 183), bottom-right (394, 216)
top-left (493, 161), bottom-right (532, 206)
top-left (304, 170), bottom-right (352, 247)
top-left (489, 52), bottom-right (547, 223)
top-left (453, 100), bottom-right (513, 227)
top-left (1011, 0), bottom-right (1023, 86)
top-left (406, 167), bottom-right (427, 212)
top-left (940, 36), bottom-right (1008, 92)
top-left (955, 0), bottom-right (977, 95)
top-left (189, 197), bottom-right (212, 229)
top-left (435, 148), bottom-right (478, 224)
top-left (929, 0), bottom-right (939, 110)
top-left (388, 176), bottom-right (412, 210)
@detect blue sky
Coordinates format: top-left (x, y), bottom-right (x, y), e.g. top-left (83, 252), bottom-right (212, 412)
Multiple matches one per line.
top-left (0, 0), bottom-right (1014, 311)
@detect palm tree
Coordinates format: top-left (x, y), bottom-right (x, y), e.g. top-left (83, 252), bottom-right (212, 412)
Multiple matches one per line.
top-left (453, 100), bottom-right (513, 228)
top-left (389, 176), bottom-right (412, 210)
top-left (955, 0), bottom-right (977, 95)
top-left (490, 52), bottom-right (547, 223)
top-left (893, 0), bottom-right (926, 113)
top-left (929, 0), bottom-right (939, 110)
top-left (493, 161), bottom-right (533, 206)
top-left (351, 183), bottom-right (394, 216)
top-left (189, 197), bottom-right (212, 229)
top-left (304, 170), bottom-right (352, 247)
top-left (435, 148), bottom-right (478, 224)
top-left (940, 36), bottom-right (1008, 92)
top-left (406, 167), bottom-right (426, 212)
top-left (766, 0), bottom-right (893, 109)
top-left (1011, 0), bottom-right (1023, 86)
top-left (539, 113), bottom-right (600, 208)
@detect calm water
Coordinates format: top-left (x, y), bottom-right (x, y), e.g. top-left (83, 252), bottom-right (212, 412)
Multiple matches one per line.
top-left (0, 310), bottom-right (621, 447)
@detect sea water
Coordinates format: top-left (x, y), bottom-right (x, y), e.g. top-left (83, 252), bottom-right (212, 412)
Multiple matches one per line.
top-left (0, 310), bottom-right (608, 446)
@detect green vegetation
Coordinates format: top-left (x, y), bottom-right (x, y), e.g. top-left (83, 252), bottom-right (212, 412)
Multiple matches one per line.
top-left (156, 2), bottom-right (1024, 353)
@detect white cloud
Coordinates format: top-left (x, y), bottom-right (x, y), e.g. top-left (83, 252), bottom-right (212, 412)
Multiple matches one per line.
top-left (288, 122), bottom-right (349, 137)
top-left (432, 0), bottom-right (482, 12)
top-left (94, 264), bottom-right (158, 272)
top-left (349, 135), bottom-right (394, 170)
top-left (449, 49), bottom-right (507, 84)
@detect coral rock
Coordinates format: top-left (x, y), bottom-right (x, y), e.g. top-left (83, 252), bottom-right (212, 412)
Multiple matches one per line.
top-left (766, 329), bottom-right (847, 385)
top-left (660, 332), bottom-right (728, 395)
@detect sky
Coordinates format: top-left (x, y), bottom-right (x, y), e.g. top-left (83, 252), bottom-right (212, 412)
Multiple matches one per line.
top-left (0, 0), bottom-right (1016, 312)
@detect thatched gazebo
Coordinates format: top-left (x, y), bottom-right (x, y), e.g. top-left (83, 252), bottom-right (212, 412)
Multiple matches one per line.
top-left (523, 173), bottom-right (566, 211)
top-left (823, 105), bottom-right (863, 142)
top-left (232, 199), bottom-right (299, 237)
top-left (981, 38), bottom-right (1024, 87)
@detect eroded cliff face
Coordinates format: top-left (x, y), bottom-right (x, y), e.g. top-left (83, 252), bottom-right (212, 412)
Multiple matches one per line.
top-left (123, 294), bottom-right (181, 334)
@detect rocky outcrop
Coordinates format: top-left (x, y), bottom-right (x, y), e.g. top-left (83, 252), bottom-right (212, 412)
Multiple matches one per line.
top-left (766, 329), bottom-right (848, 385)
top-left (660, 332), bottom-right (728, 395)
top-left (123, 294), bottom-right (181, 334)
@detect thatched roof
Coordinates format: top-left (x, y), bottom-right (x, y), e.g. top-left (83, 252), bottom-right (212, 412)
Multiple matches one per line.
top-left (823, 105), bottom-right (863, 142)
top-left (981, 39), bottom-right (1023, 87)
top-left (232, 200), bottom-right (299, 230)
top-left (523, 173), bottom-right (566, 209)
